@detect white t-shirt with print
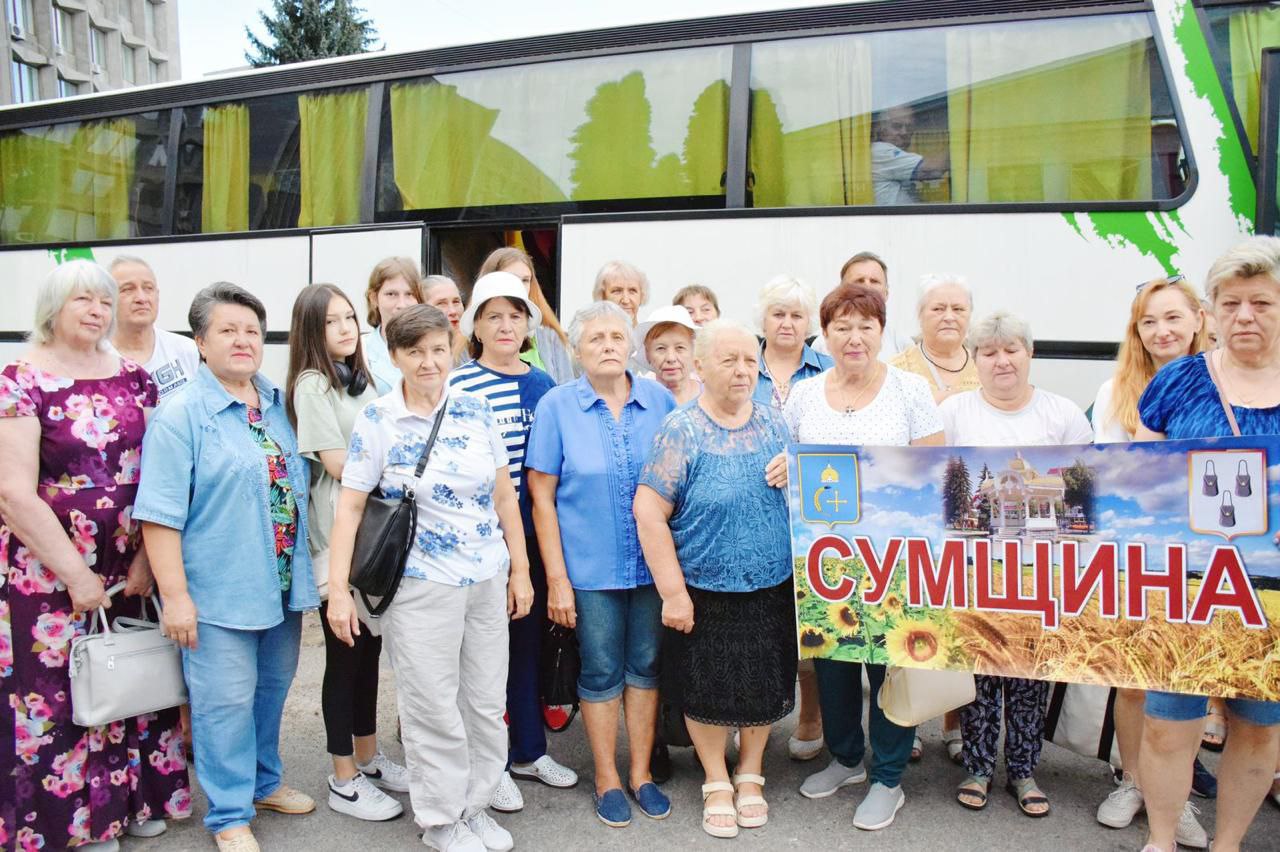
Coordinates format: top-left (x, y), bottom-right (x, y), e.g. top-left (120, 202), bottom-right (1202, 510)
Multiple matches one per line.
top-left (871, 141), bottom-right (923, 205)
top-left (342, 386), bottom-right (511, 587)
top-left (108, 328), bottom-right (202, 402)
top-left (784, 365), bottom-right (942, 445)
top-left (939, 387), bottom-right (1094, 447)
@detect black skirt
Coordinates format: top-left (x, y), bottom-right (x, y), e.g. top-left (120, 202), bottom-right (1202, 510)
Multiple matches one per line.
top-left (675, 578), bottom-right (798, 727)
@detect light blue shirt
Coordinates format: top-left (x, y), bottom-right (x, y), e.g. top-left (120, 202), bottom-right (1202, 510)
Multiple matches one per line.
top-left (640, 402), bottom-right (792, 593)
top-left (525, 372), bottom-right (675, 591)
top-left (134, 364), bottom-right (318, 630)
top-left (362, 327), bottom-right (399, 396)
top-left (753, 340), bottom-right (832, 408)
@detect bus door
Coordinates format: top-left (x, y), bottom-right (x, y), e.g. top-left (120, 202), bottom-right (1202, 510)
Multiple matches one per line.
top-left (1256, 47), bottom-right (1280, 235)
top-left (430, 224), bottom-right (561, 313)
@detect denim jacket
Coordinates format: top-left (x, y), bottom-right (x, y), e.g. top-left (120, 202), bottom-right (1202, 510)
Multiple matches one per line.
top-left (134, 364), bottom-right (318, 629)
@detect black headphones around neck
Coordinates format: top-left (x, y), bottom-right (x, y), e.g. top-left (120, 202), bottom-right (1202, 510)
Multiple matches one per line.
top-left (332, 360), bottom-right (369, 398)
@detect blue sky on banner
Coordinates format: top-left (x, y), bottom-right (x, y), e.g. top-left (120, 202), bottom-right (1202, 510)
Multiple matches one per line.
top-left (787, 438), bottom-right (1280, 579)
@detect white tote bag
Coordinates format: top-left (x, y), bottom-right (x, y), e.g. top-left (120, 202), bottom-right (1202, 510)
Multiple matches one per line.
top-left (877, 666), bottom-right (976, 728)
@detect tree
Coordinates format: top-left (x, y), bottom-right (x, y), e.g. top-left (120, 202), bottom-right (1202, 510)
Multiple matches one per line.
top-left (682, 80), bottom-right (729, 196)
top-left (942, 456), bottom-right (972, 528)
top-left (569, 72), bottom-right (659, 201)
top-left (978, 462), bottom-right (992, 484)
top-left (1062, 459), bottom-right (1097, 525)
top-left (245, 0), bottom-right (377, 68)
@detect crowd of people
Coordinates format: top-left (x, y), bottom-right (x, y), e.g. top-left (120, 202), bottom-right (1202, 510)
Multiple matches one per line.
top-left (1, 237), bottom-right (1279, 852)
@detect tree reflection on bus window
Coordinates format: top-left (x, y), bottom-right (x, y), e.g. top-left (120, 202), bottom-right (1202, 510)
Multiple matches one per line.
top-left (747, 13), bottom-right (1184, 207)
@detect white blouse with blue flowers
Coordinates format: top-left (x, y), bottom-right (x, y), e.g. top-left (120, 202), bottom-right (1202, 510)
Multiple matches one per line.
top-left (342, 384), bottom-right (511, 586)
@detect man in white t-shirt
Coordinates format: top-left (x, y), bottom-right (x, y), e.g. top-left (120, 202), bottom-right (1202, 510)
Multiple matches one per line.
top-left (871, 104), bottom-right (948, 206)
top-left (109, 255), bottom-right (201, 402)
top-left (813, 251), bottom-right (913, 361)
top-left (938, 310), bottom-right (1094, 446)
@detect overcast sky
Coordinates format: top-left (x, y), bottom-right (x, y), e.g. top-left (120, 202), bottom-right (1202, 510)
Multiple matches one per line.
top-left (178, 0), bottom-right (856, 78)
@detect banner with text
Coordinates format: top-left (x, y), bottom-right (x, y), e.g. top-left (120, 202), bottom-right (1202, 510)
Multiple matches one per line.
top-left (788, 436), bottom-right (1280, 699)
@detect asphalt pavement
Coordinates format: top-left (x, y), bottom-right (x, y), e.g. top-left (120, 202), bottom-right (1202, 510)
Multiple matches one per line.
top-left (131, 613), bottom-right (1280, 851)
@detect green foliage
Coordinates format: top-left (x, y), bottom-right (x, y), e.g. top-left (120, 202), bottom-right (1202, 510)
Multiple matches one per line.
top-left (942, 456), bottom-right (972, 527)
top-left (245, 0), bottom-right (378, 68)
top-left (1062, 459), bottom-right (1096, 524)
top-left (569, 72), bottom-right (660, 200)
top-left (747, 89), bottom-right (786, 206)
top-left (682, 80), bottom-right (729, 195)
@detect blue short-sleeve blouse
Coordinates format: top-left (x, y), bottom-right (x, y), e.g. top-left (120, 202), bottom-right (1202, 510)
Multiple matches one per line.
top-left (1139, 353), bottom-right (1280, 439)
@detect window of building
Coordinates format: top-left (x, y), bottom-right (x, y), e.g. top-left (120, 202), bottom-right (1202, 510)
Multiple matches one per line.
top-left (375, 46), bottom-right (732, 215)
top-left (90, 28), bottom-right (108, 70)
top-left (8, 0), bottom-right (35, 36)
top-left (53, 7), bottom-right (74, 51)
top-left (747, 12), bottom-right (1183, 208)
top-left (0, 111), bottom-right (169, 243)
top-left (10, 59), bottom-right (38, 103)
top-left (122, 44), bottom-right (136, 85)
top-left (148, 58), bottom-right (161, 83)
top-left (56, 76), bottom-right (79, 98)
top-left (145, 0), bottom-right (157, 41)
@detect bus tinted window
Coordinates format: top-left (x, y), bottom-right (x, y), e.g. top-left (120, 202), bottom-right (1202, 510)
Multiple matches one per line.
top-left (175, 86), bottom-right (370, 234)
top-left (1205, 3), bottom-right (1280, 154)
top-left (0, 111), bottom-right (167, 244)
top-left (748, 13), bottom-right (1182, 207)
top-left (376, 47), bottom-right (732, 214)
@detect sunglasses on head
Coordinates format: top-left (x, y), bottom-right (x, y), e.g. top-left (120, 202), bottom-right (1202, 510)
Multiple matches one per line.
top-left (1135, 273), bottom-right (1185, 295)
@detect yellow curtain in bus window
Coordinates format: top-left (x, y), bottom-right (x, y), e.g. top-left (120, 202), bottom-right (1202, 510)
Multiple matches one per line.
top-left (203, 104), bottom-right (249, 232)
top-left (947, 17), bottom-right (1152, 203)
top-left (0, 119), bottom-right (134, 242)
top-left (1229, 7), bottom-right (1280, 152)
top-left (299, 88), bottom-right (368, 227)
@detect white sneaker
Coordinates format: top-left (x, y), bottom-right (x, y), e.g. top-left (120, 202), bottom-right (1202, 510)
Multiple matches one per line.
top-left (125, 819), bottom-right (167, 838)
top-left (1097, 777), bottom-right (1144, 828)
top-left (466, 810), bottom-right (514, 852)
top-left (509, 754), bottom-right (578, 789)
top-left (789, 734), bottom-right (825, 761)
top-left (489, 771), bottom-right (524, 813)
top-left (422, 821), bottom-right (486, 852)
top-left (328, 773), bottom-right (404, 822)
top-left (358, 751), bottom-right (411, 793)
top-left (1176, 801), bottom-right (1209, 849)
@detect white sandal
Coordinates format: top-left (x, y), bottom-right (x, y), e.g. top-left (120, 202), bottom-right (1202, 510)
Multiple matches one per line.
top-left (943, 728), bottom-right (964, 765)
top-left (732, 773), bottom-right (768, 829)
top-left (701, 781), bottom-right (739, 839)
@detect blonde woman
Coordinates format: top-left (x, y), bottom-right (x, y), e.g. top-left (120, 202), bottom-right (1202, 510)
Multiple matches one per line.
top-left (1092, 275), bottom-right (1210, 848)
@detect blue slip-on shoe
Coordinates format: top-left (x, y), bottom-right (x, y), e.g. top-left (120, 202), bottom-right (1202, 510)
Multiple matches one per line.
top-left (629, 782), bottom-right (671, 820)
top-left (593, 788), bottom-right (632, 828)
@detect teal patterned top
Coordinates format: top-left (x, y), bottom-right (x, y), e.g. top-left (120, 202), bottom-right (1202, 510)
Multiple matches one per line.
top-left (248, 405), bottom-right (297, 590)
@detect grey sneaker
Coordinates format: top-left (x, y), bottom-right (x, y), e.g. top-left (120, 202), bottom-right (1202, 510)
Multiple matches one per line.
top-left (853, 783), bottom-right (905, 831)
top-left (1176, 801), bottom-right (1208, 849)
top-left (1097, 778), bottom-right (1144, 828)
top-left (800, 758), bottom-right (867, 799)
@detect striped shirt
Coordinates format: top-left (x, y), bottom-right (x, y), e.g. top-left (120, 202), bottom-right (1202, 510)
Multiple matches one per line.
top-left (449, 360), bottom-right (556, 503)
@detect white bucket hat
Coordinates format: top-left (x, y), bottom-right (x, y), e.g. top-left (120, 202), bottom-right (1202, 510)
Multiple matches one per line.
top-left (460, 271), bottom-right (543, 338)
top-left (634, 305), bottom-right (698, 371)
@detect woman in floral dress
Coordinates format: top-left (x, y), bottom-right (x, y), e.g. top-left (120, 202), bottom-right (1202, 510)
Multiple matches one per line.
top-left (0, 261), bottom-right (190, 852)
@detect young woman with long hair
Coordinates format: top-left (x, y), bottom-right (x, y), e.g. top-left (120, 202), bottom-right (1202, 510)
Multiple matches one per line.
top-left (286, 283), bottom-right (408, 823)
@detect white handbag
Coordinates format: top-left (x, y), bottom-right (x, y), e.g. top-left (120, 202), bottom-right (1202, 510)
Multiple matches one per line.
top-left (68, 582), bottom-right (188, 727)
top-left (877, 666), bottom-right (976, 728)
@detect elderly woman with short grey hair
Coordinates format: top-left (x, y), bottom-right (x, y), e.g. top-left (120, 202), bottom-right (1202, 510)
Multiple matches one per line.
top-left (135, 282), bottom-right (318, 852)
top-left (891, 274), bottom-right (979, 404)
top-left (937, 310), bottom-right (1091, 820)
top-left (526, 301), bottom-right (677, 829)
top-left (0, 260), bottom-right (192, 851)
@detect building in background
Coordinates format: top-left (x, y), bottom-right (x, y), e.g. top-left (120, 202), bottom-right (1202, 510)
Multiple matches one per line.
top-left (2, 0), bottom-right (180, 105)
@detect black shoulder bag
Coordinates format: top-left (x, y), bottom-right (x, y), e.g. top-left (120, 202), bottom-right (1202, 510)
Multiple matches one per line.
top-left (349, 401), bottom-right (446, 617)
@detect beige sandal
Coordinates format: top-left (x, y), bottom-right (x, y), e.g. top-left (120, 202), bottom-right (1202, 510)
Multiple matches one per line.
top-left (702, 781), bottom-right (739, 838)
top-left (732, 773), bottom-right (768, 829)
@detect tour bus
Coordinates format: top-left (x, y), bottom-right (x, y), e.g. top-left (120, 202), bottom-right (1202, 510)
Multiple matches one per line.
top-left (2, 0), bottom-right (1279, 403)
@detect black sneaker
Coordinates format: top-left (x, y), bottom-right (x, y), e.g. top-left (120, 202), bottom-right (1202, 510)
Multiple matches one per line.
top-left (1191, 757), bottom-right (1217, 799)
top-left (650, 744), bottom-right (673, 785)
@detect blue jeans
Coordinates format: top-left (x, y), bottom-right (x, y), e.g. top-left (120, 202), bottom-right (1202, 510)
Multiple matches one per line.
top-left (1145, 691), bottom-right (1280, 726)
top-left (574, 585), bottom-right (662, 702)
top-left (182, 609), bottom-right (303, 834)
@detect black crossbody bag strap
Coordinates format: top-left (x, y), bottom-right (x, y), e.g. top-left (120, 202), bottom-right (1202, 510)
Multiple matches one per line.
top-left (361, 398), bottom-right (448, 617)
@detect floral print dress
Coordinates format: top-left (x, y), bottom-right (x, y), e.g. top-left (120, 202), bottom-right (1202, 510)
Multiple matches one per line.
top-left (0, 360), bottom-right (191, 850)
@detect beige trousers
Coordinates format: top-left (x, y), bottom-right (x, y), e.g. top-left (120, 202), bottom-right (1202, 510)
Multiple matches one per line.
top-left (381, 574), bottom-right (510, 829)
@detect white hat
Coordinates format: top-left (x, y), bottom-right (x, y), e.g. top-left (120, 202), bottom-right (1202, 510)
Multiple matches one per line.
top-left (460, 271), bottom-right (543, 338)
top-left (634, 305), bottom-right (697, 371)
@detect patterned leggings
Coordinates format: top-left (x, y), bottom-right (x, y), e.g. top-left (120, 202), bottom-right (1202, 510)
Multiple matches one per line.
top-left (960, 675), bottom-right (1050, 781)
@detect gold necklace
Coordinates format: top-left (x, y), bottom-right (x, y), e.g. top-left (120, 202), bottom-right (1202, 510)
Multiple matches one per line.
top-left (838, 364), bottom-right (882, 414)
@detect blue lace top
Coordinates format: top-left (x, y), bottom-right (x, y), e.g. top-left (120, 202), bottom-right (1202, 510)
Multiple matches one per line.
top-left (640, 401), bottom-right (792, 593)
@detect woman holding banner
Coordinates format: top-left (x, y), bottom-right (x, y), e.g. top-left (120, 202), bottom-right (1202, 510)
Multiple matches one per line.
top-left (773, 282), bottom-right (943, 831)
top-left (635, 320), bottom-right (795, 839)
top-left (1092, 275), bottom-right (1211, 846)
top-left (1134, 236), bottom-right (1280, 852)
top-left (938, 311), bottom-right (1092, 818)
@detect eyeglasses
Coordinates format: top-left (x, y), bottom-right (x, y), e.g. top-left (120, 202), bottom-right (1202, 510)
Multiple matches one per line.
top-left (1135, 273), bottom-right (1185, 295)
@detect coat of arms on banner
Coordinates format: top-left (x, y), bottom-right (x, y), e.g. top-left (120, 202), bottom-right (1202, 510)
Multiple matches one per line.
top-left (797, 453), bottom-right (860, 527)
top-left (1188, 449), bottom-right (1268, 540)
